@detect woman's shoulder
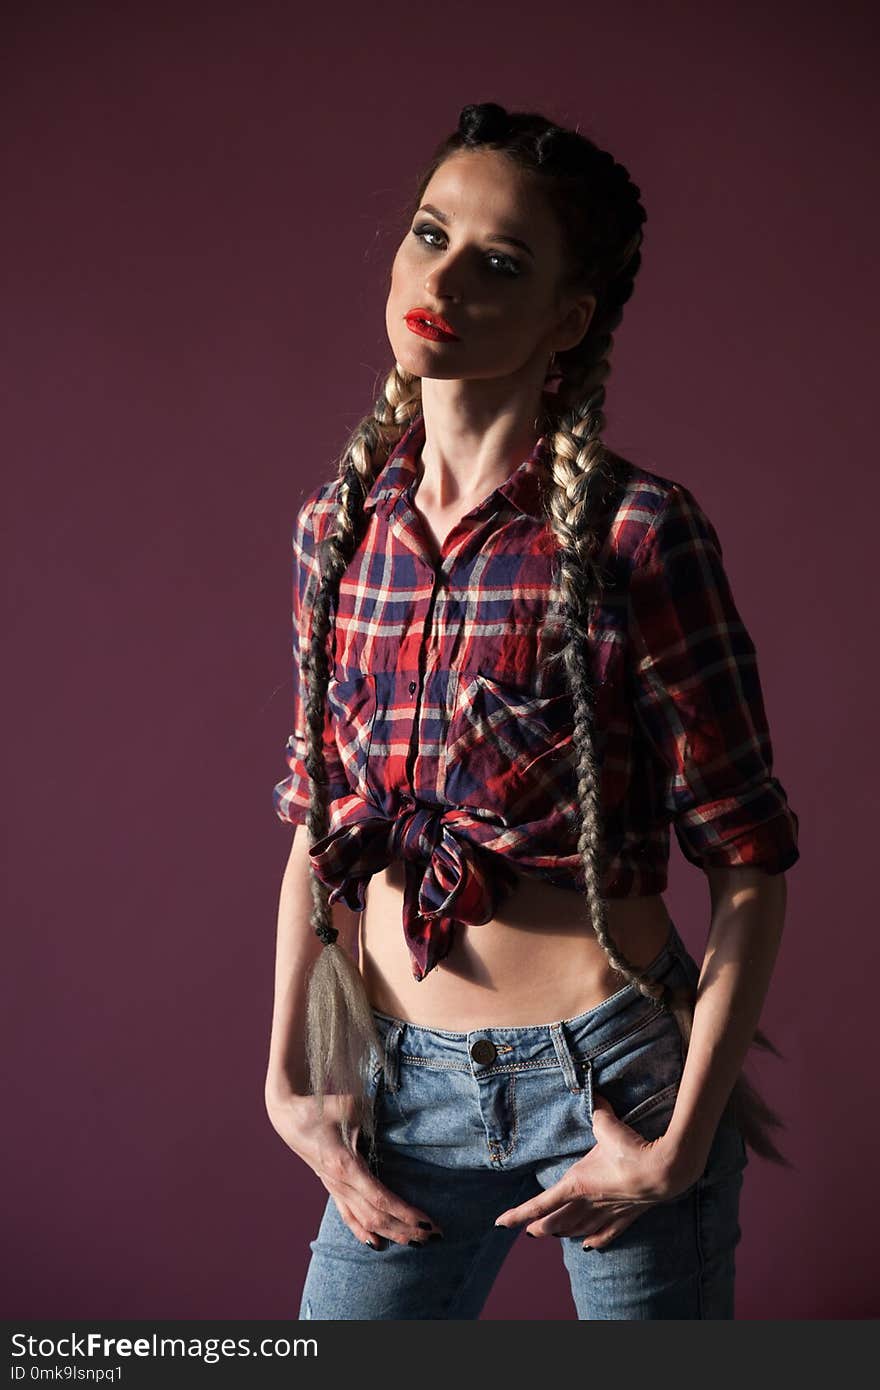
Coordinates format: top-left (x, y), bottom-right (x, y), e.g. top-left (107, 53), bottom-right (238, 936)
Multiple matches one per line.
top-left (293, 475), bottom-right (343, 535)
top-left (601, 449), bottom-right (721, 565)
top-left (287, 476), bottom-right (347, 572)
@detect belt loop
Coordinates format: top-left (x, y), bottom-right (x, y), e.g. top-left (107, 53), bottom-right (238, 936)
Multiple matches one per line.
top-left (549, 1021), bottom-right (581, 1093)
top-left (381, 1022), bottom-right (403, 1092)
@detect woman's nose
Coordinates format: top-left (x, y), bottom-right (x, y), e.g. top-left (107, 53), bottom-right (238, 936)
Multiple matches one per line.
top-left (423, 251), bottom-right (466, 300)
top-left (424, 272), bottom-right (461, 301)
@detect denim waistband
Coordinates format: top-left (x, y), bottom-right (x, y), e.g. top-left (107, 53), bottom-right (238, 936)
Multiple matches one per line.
top-left (369, 917), bottom-right (694, 1093)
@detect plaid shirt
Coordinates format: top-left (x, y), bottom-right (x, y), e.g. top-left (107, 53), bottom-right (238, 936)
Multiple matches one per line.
top-left (273, 412), bottom-right (799, 981)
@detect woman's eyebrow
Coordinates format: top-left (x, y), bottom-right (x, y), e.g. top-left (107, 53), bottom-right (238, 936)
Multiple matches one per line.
top-left (416, 204), bottom-right (535, 259)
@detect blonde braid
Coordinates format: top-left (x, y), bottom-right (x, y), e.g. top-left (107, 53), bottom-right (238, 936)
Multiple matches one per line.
top-left (544, 395), bottom-right (667, 1007)
top-left (544, 303), bottom-right (790, 1163)
top-left (301, 361), bottom-right (421, 1164)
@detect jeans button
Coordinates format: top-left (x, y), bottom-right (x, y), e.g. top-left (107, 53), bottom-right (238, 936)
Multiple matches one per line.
top-left (470, 1038), bottom-right (497, 1065)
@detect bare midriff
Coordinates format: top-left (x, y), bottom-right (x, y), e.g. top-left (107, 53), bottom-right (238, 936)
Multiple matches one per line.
top-left (359, 860), bottom-right (674, 1029)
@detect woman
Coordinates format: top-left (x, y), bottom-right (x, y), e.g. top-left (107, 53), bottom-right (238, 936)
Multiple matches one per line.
top-left (264, 102), bottom-right (800, 1320)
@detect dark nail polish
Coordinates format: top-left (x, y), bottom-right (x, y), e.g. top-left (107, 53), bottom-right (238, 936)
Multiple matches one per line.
top-left (417, 1221), bottom-right (432, 1230)
top-left (582, 1244), bottom-right (593, 1251)
top-left (408, 1238), bottom-right (425, 1247)
top-left (428, 1231), bottom-right (444, 1240)
top-left (526, 1231), bottom-right (536, 1238)
top-left (365, 1239), bottom-right (377, 1248)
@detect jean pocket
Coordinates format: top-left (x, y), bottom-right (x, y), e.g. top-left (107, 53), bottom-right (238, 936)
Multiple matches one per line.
top-left (587, 1005), bottom-right (686, 1142)
top-left (618, 1080), bottom-right (681, 1132)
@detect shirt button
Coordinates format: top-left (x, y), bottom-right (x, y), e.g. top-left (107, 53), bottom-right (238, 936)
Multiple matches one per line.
top-left (408, 680), bottom-right (417, 695)
top-left (470, 1038), bottom-right (497, 1065)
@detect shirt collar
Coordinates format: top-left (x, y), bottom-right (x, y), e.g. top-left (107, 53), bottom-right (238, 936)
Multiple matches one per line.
top-left (360, 412), bottom-right (552, 521)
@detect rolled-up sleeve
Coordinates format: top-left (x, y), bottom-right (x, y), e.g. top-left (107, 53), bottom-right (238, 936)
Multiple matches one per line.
top-left (273, 494), bottom-right (350, 826)
top-left (627, 482), bottom-right (800, 875)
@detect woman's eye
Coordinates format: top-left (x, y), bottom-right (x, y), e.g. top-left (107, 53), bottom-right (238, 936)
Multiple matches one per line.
top-left (413, 224), bottom-right (444, 249)
top-left (410, 225), bottom-right (522, 278)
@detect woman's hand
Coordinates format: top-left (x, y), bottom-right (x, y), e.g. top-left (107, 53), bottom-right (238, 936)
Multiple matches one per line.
top-left (265, 1083), bottom-right (443, 1251)
top-left (493, 1093), bottom-right (704, 1250)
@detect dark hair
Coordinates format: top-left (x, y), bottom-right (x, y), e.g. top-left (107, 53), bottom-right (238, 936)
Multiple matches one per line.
top-left (301, 101), bottom-right (790, 1171)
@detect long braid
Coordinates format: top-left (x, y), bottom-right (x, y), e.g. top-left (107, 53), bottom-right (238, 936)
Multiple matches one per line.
top-left (520, 117), bottom-right (791, 1164)
top-left (545, 394), bottom-right (669, 1003)
top-left (301, 362), bottom-right (421, 1163)
top-left (544, 224), bottom-right (680, 1010)
top-left (550, 372), bottom-right (789, 1162)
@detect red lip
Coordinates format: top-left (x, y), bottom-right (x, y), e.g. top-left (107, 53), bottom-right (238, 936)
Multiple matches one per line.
top-left (404, 308), bottom-right (460, 342)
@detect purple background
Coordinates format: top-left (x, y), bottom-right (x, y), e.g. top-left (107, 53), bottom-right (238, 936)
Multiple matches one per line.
top-left (3, 0), bottom-right (876, 1320)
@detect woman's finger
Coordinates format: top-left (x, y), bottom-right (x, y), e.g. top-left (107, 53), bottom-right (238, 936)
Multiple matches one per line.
top-left (531, 1197), bottom-right (654, 1241)
top-left (339, 1184), bottom-right (439, 1248)
top-left (529, 1197), bottom-right (625, 1239)
top-left (319, 1147), bottom-right (443, 1246)
top-left (332, 1193), bottom-right (388, 1249)
top-left (581, 1204), bottom-right (657, 1251)
top-left (332, 1193), bottom-right (419, 1253)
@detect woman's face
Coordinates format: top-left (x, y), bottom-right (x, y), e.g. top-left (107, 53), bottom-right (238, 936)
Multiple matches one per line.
top-left (385, 148), bottom-right (594, 391)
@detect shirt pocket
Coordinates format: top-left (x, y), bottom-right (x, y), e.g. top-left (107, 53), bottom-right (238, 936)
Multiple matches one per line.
top-left (326, 670), bottom-right (378, 800)
top-left (443, 670), bottom-right (573, 809)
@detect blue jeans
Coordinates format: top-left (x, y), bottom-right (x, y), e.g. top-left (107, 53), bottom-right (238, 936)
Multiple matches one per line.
top-left (298, 920), bottom-right (748, 1319)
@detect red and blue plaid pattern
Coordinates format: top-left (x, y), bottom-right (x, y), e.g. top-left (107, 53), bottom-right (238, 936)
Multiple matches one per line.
top-left (274, 413), bottom-right (799, 980)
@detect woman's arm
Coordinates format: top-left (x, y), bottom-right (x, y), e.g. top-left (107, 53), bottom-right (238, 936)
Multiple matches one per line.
top-left (264, 823), bottom-right (361, 1105)
top-left (493, 483), bottom-right (800, 1241)
top-left (264, 827), bottom-right (443, 1248)
top-left (662, 865), bottom-right (787, 1185)
top-left (492, 866), bottom-right (790, 1240)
